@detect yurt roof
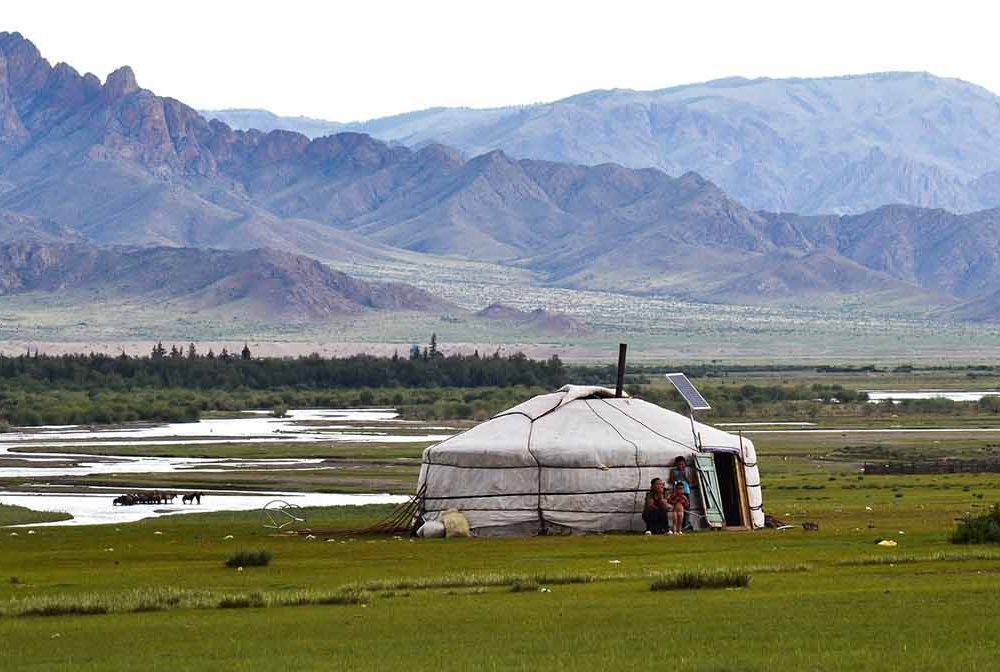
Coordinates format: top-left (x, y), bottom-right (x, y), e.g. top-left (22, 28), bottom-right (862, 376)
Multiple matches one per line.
top-left (424, 385), bottom-right (752, 469)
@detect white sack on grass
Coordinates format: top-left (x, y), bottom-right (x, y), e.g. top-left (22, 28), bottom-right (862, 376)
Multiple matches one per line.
top-left (416, 520), bottom-right (445, 538)
top-left (441, 510), bottom-right (471, 538)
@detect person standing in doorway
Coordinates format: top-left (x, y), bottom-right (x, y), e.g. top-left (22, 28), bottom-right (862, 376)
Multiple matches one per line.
top-left (668, 456), bottom-right (693, 530)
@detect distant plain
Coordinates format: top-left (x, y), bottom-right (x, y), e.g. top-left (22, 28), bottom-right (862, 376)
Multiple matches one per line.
top-left (5, 255), bottom-right (1000, 364)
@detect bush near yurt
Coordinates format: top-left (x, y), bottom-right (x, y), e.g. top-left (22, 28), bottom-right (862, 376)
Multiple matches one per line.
top-left (951, 505), bottom-right (1000, 544)
top-left (225, 550), bottom-right (272, 568)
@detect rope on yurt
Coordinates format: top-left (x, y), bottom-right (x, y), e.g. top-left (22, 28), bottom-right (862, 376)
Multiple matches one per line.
top-left (584, 399), bottom-right (643, 531)
top-left (738, 429), bottom-right (764, 513)
top-left (737, 429), bottom-right (759, 467)
top-left (524, 418), bottom-right (545, 534)
top-left (594, 399), bottom-right (693, 450)
top-left (300, 484), bottom-right (426, 538)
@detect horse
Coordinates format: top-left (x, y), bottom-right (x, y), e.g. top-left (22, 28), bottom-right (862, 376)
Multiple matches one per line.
top-left (181, 492), bottom-right (203, 505)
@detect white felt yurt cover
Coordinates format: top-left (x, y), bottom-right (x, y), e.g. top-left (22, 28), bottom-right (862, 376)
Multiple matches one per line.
top-left (417, 385), bottom-right (764, 536)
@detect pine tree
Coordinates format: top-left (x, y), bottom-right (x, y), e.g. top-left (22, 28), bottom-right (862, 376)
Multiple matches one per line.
top-left (241, 343), bottom-right (252, 361)
top-left (429, 333), bottom-right (439, 358)
top-left (187, 343), bottom-right (198, 359)
top-left (151, 341), bottom-right (166, 359)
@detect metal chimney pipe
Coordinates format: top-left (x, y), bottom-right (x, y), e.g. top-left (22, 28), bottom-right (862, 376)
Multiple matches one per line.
top-left (615, 343), bottom-right (627, 397)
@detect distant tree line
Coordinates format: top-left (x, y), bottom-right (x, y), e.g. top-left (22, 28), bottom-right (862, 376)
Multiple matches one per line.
top-left (0, 385), bottom-right (550, 427)
top-left (0, 342), bottom-right (568, 392)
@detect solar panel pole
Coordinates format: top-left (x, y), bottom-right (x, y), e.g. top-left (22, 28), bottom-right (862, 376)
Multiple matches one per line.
top-left (688, 408), bottom-right (701, 451)
top-left (665, 373), bottom-right (711, 451)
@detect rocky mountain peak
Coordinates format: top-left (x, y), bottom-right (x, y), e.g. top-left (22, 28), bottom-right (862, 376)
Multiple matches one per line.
top-left (0, 54), bottom-right (27, 145)
top-left (0, 32), bottom-right (52, 97)
top-left (102, 65), bottom-right (140, 101)
top-left (415, 143), bottom-right (463, 167)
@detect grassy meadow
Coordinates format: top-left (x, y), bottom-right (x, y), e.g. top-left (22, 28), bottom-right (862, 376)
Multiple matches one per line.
top-left (3, 448), bottom-right (1000, 669)
top-left (1, 489), bottom-right (999, 670)
top-left (3, 366), bottom-right (1000, 669)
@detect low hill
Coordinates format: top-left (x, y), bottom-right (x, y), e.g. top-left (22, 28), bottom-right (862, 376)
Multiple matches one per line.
top-left (0, 241), bottom-right (453, 321)
top-left (475, 303), bottom-right (585, 335)
top-left (0, 209), bottom-right (81, 242)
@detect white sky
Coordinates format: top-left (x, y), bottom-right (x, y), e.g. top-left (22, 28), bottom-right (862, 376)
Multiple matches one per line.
top-left (5, 0), bottom-right (999, 121)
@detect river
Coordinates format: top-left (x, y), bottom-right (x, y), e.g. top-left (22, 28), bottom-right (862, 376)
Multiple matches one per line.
top-left (864, 390), bottom-right (1000, 402)
top-left (0, 409), bottom-right (448, 526)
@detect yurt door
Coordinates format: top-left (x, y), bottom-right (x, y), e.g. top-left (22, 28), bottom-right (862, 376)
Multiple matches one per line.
top-left (694, 454), bottom-right (725, 528)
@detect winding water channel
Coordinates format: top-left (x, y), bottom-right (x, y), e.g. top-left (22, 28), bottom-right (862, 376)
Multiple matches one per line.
top-left (0, 409), bottom-right (450, 526)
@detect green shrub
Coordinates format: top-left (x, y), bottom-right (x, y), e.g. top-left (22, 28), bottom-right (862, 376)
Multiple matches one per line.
top-left (311, 589), bottom-right (371, 606)
top-left (225, 549), bottom-right (272, 568)
top-left (951, 504), bottom-right (1000, 544)
top-left (21, 603), bottom-right (109, 617)
top-left (509, 580), bottom-right (540, 593)
top-left (218, 592), bottom-right (265, 609)
top-left (651, 569), bottom-right (750, 591)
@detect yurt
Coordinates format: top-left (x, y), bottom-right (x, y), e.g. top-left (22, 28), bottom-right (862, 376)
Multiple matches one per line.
top-left (416, 385), bottom-right (763, 536)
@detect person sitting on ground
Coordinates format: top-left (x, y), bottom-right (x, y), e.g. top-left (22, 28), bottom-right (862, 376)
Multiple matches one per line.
top-left (668, 456), bottom-right (693, 530)
top-left (642, 478), bottom-right (670, 534)
top-left (667, 482), bottom-right (689, 535)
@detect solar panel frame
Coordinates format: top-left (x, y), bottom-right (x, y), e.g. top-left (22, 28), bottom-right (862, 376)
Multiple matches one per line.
top-left (665, 373), bottom-right (711, 411)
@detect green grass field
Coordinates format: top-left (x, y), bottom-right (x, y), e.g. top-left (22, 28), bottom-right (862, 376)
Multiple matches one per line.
top-left (2, 468), bottom-right (999, 670)
top-left (4, 367), bottom-right (1000, 669)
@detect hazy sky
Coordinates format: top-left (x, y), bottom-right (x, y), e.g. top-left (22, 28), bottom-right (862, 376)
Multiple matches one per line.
top-left (5, 0), bottom-right (999, 121)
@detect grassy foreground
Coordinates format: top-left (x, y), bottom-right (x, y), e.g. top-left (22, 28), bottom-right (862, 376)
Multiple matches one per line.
top-left (2, 478), bottom-right (999, 671)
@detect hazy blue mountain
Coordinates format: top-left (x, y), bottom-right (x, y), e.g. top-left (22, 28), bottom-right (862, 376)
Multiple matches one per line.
top-left (215, 73), bottom-right (1000, 215)
top-left (201, 108), bottom-right (344, 138)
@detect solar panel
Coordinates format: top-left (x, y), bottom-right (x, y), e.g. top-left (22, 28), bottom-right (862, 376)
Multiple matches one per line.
top-left (665, 373), bottom-right (711, 411)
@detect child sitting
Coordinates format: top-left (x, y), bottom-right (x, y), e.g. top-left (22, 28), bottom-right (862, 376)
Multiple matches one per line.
top-left (666, 482), bottom-right (689, 535)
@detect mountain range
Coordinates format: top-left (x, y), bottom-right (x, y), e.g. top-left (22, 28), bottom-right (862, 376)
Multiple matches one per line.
top-left (2, 31), bottom-right (1000, 325)
top-left (207, 73), bottom-right (1000, 215)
